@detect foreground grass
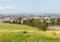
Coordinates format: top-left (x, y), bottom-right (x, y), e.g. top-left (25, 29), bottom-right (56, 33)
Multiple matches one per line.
top-left (0, 31), bottom-right (60, 42)
top-left (0, 23), bottom-right (38, 30)
top-left (0, 23), bottom-right (60, 42)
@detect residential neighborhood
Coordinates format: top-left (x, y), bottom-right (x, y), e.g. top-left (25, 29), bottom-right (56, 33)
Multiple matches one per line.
top-left (0, 14), bottom-right (60, 23)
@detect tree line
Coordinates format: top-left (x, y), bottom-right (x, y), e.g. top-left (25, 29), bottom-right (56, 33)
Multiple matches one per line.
top-left (3, 17), bottom-right (60, 31)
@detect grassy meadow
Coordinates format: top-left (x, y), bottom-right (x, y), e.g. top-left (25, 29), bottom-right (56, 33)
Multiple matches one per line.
top-left (0, 31), bottom-right (60, 42)
top-left (0, 23), bottom-right (38, 30)
top-left (0, 23), bottom-right (60, 42)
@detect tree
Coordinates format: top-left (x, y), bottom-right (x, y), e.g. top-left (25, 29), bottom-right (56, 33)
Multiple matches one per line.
top-left (23, 18), bottom-right (34, 26)
top-left (33, 19), bottom-right (48, 31)
top-left (57, 18), bottom-right (60, 25)
top-left (49, 18), bottom-right (55, 25)
top-left (41, 20), bottom-right (48, 31)
top-left (16, 17), bottom-right (22, 24)
top-left (23, 20), bottom-right (27, 25)
top-left (23, 19), bottom-right (48, 31)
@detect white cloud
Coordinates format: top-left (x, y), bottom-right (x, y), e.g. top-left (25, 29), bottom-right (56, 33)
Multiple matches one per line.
top-left (0, 6), bottom-right (15, 11)
top-left (0, 6), bottom-right (21, 14)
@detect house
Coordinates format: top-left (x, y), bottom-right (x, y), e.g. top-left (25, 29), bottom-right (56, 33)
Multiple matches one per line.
top-left (3, 16), bottom-right (11, 21)
top-left (0, 16), bottom-right (11, 23)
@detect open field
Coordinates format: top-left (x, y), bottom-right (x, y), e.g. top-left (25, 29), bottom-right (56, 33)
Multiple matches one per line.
top-left (0, 23), bottom-right (60, 42)
top-left (0, 31), bottom-right (60, 42)
top-left (0, 23), bottom-right (38, 30)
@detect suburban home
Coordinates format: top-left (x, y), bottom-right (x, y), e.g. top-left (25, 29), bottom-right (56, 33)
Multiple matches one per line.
top-left (3, 16), bottom-right (11, 21)
top-left (0, 16), bottom-right (11, 23)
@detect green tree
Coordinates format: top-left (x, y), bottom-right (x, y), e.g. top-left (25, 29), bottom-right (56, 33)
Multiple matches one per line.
top-left (23, 20), bottom-right (27, 25)
top-left (57, 18), bottom-right (60, 25)
top-left (23, 19), bottom-right (48, 31)
top-left (41, 20), bottom-right (48, 31)
top-left (49, 18), bottom-right (55, 25)
top-left (16, 17), bottom-right (22, 24)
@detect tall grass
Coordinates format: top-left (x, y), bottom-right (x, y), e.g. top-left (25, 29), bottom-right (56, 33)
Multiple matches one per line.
top-left (0, 23), bottom-right (60, 42)
top-left (0, 31), bottom-right (60, 42)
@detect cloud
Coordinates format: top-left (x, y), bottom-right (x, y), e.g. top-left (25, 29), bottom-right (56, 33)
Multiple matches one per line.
top-left (0, 6), bottom-right (19, 14)
top-left (0, 6), bottom-right (15, 11)
top-left (0, 6), bottom-right (21, 13)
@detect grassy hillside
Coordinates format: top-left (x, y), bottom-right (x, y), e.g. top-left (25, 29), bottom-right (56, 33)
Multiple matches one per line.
top-left (0, 23), bottom-right (60, 42)
top-left (0, 23), bottom-right (38, 30)
top-left (0, 31), bottom-right (60, 42)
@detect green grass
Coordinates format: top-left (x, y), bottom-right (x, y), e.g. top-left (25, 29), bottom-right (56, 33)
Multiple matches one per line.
top-left (0, 23), bottom-right (38, 30)
top-left (0, 23), bottom-right (60, 42)
top-left (0, 31), bottom-right (60, 42)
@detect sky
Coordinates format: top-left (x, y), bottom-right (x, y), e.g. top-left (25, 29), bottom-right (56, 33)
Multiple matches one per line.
top-left (0, 0), bottom-right (60, 14)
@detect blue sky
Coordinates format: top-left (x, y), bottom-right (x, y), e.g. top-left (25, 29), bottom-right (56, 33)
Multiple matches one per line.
top-left (0, 0), bottom-right (60, 14)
